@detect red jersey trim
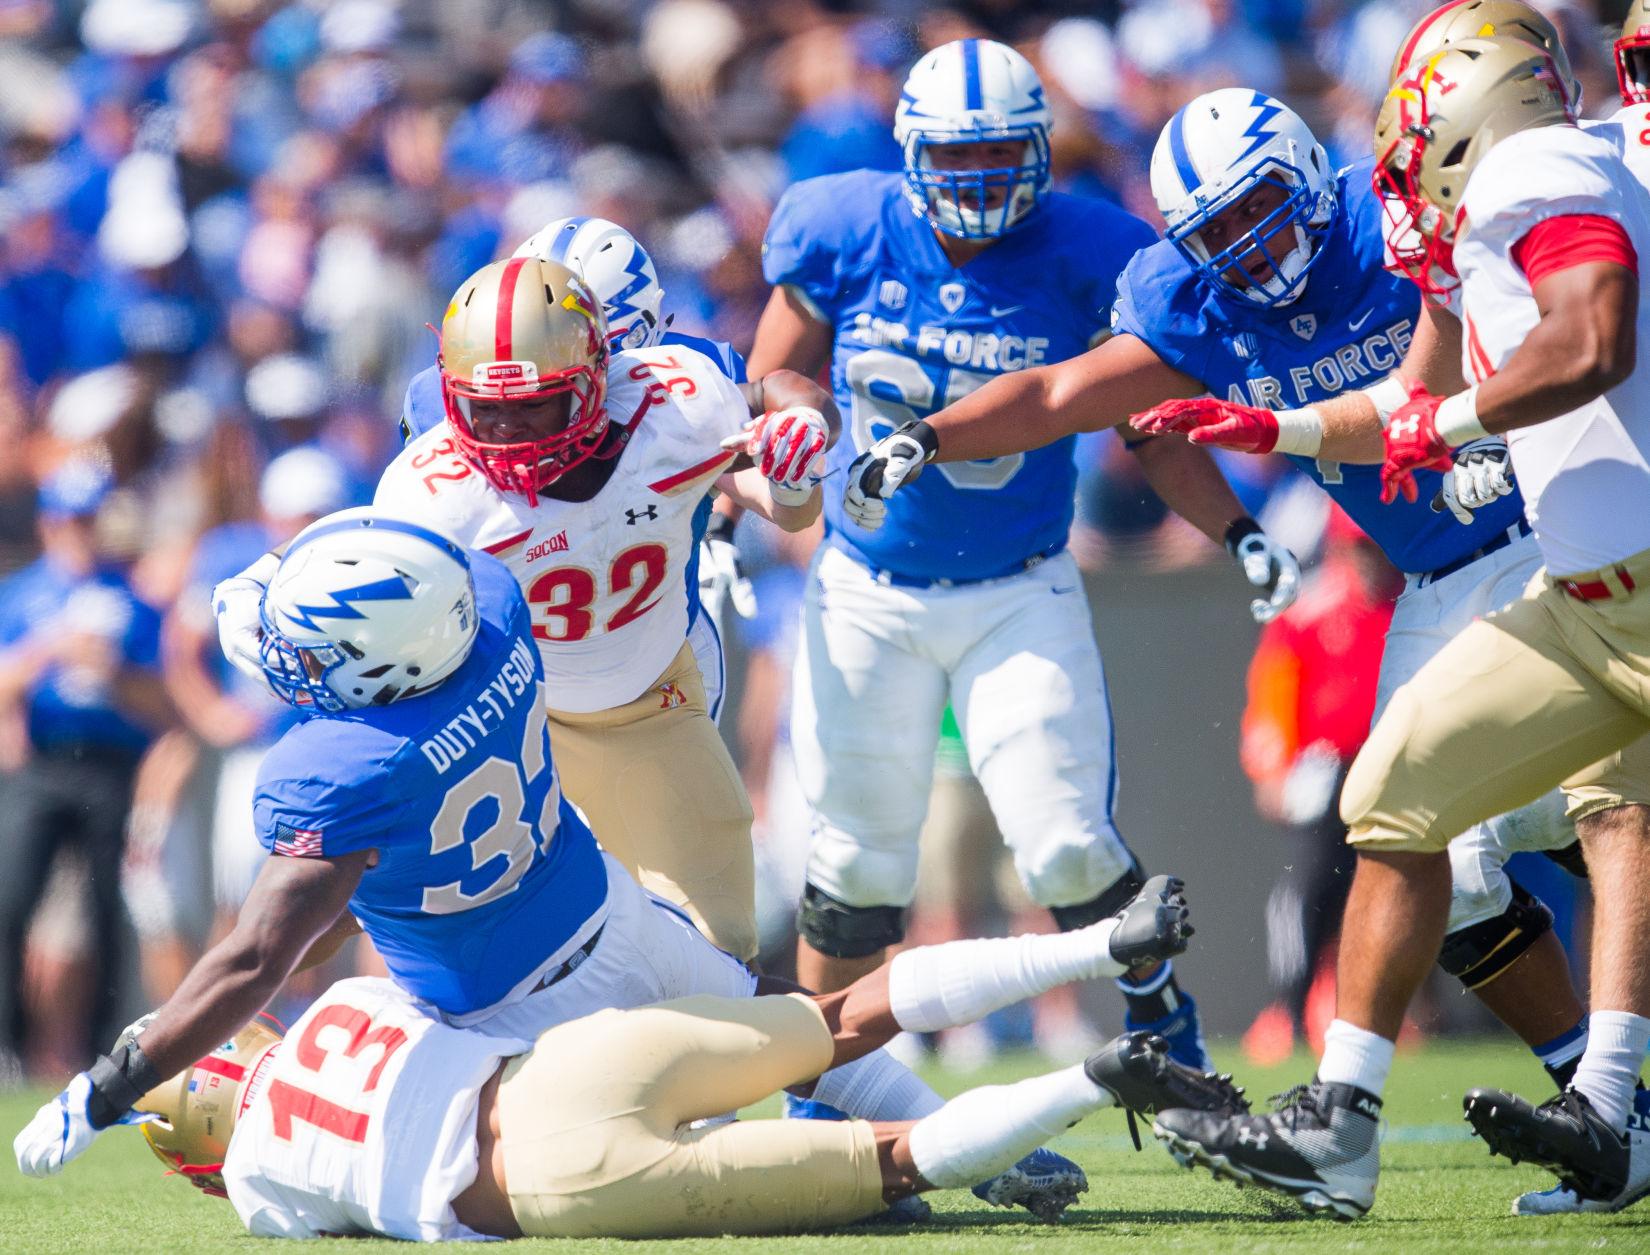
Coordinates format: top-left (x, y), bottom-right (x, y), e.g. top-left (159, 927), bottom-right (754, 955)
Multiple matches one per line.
top-left (481, 527), bottom-right (533, 556)
top-left (1511, 214), bottom-right (1638, 287)
top-left (648, 450), bottom-right (736, 495)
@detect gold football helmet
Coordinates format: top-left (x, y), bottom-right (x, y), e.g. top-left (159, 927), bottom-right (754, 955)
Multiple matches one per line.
top-left (1388, 0), bottom-right (1580, 107)
top-left (1374, 35), bottom-right (1571, 295)
top-left (1618, 0), bottom-right (1650, 105)
top-left (439, 257), bottom-right (610, 503)
top-left (133, 1016), bottom-right (284, 1198)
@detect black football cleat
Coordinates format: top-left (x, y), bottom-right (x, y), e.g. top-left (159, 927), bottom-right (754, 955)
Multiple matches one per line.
top-left (1464, 1086), bottom-right (1634, 1203)
top-left (1106, 875), bottom-right (1194, 968)
top-left (1154, 1080), bottom-right (1381, 1220)
top-left (1085, 1031), bottom-right (1248, 1151)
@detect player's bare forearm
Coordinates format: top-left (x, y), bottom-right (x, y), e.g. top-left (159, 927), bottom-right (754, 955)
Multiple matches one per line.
top-left (131, 851), bottom-right (370, 1081)
top-left (721, 466), bottom-right (821, 531)
top-left (744, 369), bottom-right (842, 447)
top-left (1474, 263), bottom-right (1637, 433)
top-left (293, 909), bottom-right (363, 974)
top-left (1317, 300), bottom-right (1464, 463)
top-left (748, 285), bottom-right (833, 379)
top-left (926, 334), bottom-right (1203, 462)
top-left (1126, 434), bottom-right (1249, 546)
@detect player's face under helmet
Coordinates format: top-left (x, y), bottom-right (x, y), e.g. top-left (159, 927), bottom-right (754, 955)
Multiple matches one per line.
top-left (1618, 0), bottom-right (1650, 105)
top-left (440, 257), bottom-right (610, 502)
top-left (1375, 35), bottom-right (1572, 296)
top-left (1388, 0), bottom-right (1581, 110)
top-left (514, 216), bottom-right (667, 352)
top-left (894, 38), bottom-right (1052, 240)
top-left (259, 507), bottom-right (479, 713)
top-left (133, 1017), bottom-right (283, 1198)
top-left (1150, 88), bottom-right (1336, 308)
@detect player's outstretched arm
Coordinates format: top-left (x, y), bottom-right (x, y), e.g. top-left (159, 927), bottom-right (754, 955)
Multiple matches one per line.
top-left (14, 850), bottom-right (370, 1178)
top-left (747, 285), bottom-right (834, 380)
top-left (927, 333), bottom-right (1204, 463)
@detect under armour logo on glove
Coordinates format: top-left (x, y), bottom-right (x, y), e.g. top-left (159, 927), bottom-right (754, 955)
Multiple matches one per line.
top-left (626, 505), bottom-right (659, 525)
top-left (1379, 390), bottom-right (1453, 504)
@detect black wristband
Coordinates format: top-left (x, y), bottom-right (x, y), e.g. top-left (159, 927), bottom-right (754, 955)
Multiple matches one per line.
top-left (85, 1041), bottom-right (162, 1129)
top-left (1223, 516), bottom-right (1264, 558)
top-left (704, 511), bottom-right (738, 545)
top-left (898, 420), bottom-right (940, 462)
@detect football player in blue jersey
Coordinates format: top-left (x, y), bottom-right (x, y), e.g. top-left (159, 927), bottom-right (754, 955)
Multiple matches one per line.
top-left (750, 38), bottom-right (1298, 1078)
top-left (856, 77), bottom-right (1642, 1216)
top-left (399, 216), bottom-right (755, 721)
top-left (17, 506), bottom-right (1173, 1220)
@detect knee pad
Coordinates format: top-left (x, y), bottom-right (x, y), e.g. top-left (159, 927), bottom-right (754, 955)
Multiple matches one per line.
top-left (1437, 877), bottom-right (1554, 990)
top-left (1047, 859), bottom-right (1145, 932)
top-left (796, 883), bottom-right (906, 959)
top-left (1543, 840), bottom-right (1588, 879)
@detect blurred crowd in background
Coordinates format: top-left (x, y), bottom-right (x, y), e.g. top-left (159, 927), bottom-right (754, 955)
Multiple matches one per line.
top-left (0, 0), bottom-right (1610, 1080)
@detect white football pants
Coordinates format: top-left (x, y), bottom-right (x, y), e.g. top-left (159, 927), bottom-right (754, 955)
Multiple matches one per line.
top-left (792, 545), bottom-right (1133, 913)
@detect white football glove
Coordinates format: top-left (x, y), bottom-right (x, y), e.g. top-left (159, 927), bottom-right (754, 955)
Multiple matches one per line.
top-left (212, 550), bottom-right (281, 689)
top-left (697, 538), bottom-right (757, 620)
top-left (844, 422), bottom-right (936, 532)
top-left (722, 407), bottom-right (829, 506)
top-left (15, 1074), bottom-right (103, 1177)
top-left (1227, 522), bottom-right (1300, 624)
top-left (1435, 438), bottom-right (1515, 525)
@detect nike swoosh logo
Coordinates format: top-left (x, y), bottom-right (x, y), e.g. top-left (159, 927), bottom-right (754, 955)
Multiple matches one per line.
top-left (1348, 309), bottom-right (1375, 332)
top-left (990, 304), bottom-right (1024, 318)
top-left (1052, 585), bottom-right (1079, 595)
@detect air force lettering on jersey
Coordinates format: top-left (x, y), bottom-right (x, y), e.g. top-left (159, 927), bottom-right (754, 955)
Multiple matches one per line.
top-left (253, 552), bottom-right (606, 1016)
top-left (1112, 159), bottom-right (1527, 576)
top-left (763, 168), bottom-right (1156, 582)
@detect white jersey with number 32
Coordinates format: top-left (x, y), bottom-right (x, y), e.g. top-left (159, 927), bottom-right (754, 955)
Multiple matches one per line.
top-left (222, 977), bottom-right (527, 1241)
top-left (1451, 124), bottom-right (1650, 576)
top-left (375, 347), bottom-right (748, 714)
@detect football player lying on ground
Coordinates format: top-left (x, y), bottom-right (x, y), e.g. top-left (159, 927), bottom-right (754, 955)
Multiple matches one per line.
top-left (101, 930), bottom-right (1240, 1240)
top-left (12, 506), bottom-right (1211, 1222)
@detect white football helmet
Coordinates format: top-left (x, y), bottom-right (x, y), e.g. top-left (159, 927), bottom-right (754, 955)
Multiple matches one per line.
top-left (1150, 89), bottom-right (1336, 307)
top-left (259, 508), bottom-right (479, 713)
top-left (514, 216), bottom-right (666, 351)
top-left (893, 38), bottom-right (1052, 239)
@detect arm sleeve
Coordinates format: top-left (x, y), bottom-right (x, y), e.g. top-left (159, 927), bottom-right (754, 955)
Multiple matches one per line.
top-left (761, 179), bottom-right (847, 322)
top-left (1511, 214), bottom-right (1639, 286)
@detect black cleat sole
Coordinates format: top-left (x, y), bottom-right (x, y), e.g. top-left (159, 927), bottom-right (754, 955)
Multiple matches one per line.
top-left (1152, 1122), bottom-right (1368, 1222)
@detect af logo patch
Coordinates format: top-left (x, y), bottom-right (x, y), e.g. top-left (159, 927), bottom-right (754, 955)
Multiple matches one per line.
top-left (879, 279), bottom-right (908, 310)
top-left (1290, 313), bottom-right (1317, 341)
top-left (938, 282), bottom-right (966, 314)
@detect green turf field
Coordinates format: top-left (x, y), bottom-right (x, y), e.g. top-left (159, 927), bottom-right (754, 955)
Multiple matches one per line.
top-left (1, 1038), bottom-right (1645, 1253)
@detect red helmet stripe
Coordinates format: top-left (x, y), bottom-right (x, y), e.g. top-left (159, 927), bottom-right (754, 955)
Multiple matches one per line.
top-left (494, 257), bottom-right (528, 362)
top-left (1397, 0), bottom-right (1469, 75)
top-left (195, 1054), bottom-right (247, 1083)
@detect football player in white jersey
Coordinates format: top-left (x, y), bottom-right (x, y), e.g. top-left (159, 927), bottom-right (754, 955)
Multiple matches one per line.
top-left (218, 258), bottom-right (829, 965)
top-left (1153, 35), bottom-right (1650, 1218)
top-left (113, 893), bottom-right (1236, 1241)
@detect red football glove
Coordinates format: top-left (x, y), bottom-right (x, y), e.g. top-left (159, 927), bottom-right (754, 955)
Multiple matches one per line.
top-left (1379, 391), bottom-right (1453, 504)
top-left (1130, 397), bottom-right (1280, 454)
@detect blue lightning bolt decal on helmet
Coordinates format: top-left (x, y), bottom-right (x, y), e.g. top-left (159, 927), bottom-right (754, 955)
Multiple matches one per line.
top-left (514, 217), bottom-right (667, 350)
top-left (260, 508), bottom-right (479, 713)
top-left (1149, 89), bottom-right (1337, 308)
top-left (894, 38), bottom-right (1052, 240)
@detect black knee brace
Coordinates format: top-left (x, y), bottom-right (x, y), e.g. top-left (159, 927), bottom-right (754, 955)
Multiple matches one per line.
top-left (1047, 859), bottom-right (1146, 932)
top-left (1437, 877), bottom-right (1555, 990)
top-left (796, 883), bottom-right (906, 959)
top-left (1543, 840), bottom-right (1589, 879)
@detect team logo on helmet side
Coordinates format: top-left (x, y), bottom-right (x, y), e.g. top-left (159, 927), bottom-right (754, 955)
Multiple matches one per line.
top-left (1388, 0), bottom-right (1582, 109)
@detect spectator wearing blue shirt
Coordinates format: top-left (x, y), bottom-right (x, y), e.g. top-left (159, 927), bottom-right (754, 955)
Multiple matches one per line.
top-left (0, 462), bottom-right (171, 1064)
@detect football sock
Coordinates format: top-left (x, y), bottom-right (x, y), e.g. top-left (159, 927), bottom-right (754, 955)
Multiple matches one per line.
top-left (1571, 1010), bottom-right (1650, 1134)
top-left (809, 1048), bottom-right (944, 1121)
top-left (907, 1065), bottom-right (1112, 1190)
top-left (887, 921), bottom-right (1123, 1033)
top-left (1116, 961), bottom-right (1182, 1022)
top-left (1533, 1020), bottom-right (1588, 1090)
top-left (1317, 1019), bottom-right (1395, 1097)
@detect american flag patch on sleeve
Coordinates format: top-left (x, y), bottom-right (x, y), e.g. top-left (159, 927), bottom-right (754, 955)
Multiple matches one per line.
top-left (273, 825), bottom-right (324, 857)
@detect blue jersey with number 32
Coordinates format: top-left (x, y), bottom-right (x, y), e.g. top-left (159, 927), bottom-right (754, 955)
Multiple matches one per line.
top-left (1110, 160), bottom-right (1528, 575)
top-left (252, 553), bottom-right (606, 1016)
top-left (763, 169), bottom-right (1157, 582)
